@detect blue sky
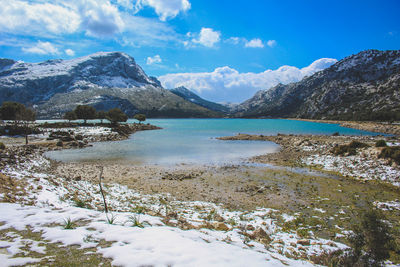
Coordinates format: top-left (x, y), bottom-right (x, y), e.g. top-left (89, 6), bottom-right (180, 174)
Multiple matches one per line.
top-left (0, 0), bottom-right (399, 102)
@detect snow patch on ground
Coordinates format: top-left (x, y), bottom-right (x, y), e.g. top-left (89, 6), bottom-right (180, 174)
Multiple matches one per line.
top-left (303, 153), bottom-right (400, 186)
top-left (375, 200), bottom-right (400, 211)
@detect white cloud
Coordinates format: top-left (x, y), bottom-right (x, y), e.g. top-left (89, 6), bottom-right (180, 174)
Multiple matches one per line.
top-left (146, 54), bottom-right (162, 65)
top-left (267, 40), bottom-right (277, 48)
top-left (190, 27), bottom-right (221, 48)
top-left (116, 0), bottom-right (134, 9)
top-left (159, 58), bottom-right (338, 103)
top-left (0, 0), bottom-right (182, 48)
top-left (245, 38), bottom-right (264, 48)
top-left (135, 0), bottom-right (191, 21)
top-left (65, 49), bottom-right (75, 56)
top-left (0, 0), bottom-right (124, 38)
top-left (226, 37), bottom-right (240, 45)
top-left (22, 41), bottom-right (60, 55)
top-left (0, 1), bottom-right (80, 36)
top-left (121, 15), bottom-right (180, 46)
top-left (77, 0), bottom-right (125, 37)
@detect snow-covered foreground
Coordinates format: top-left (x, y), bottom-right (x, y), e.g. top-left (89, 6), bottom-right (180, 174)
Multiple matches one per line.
top-left (0, 150), bottom-right (348, 266)
top-left (0, 203), bottom-right (315, 267)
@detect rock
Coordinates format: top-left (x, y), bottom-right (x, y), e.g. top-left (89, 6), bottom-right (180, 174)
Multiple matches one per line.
top-left (297, 239), bottom-right (310, 246)
top-left (213, 222), bottom-right (230, 231)
top-left (78, 141), bottom-right (86, 148)
top-left (246, 224), bottom-right (255, 231)
top-left (251, 228), bottom-right (271, 244)
top-left (214, 213), bottom-right (225, 222)
top-left (271, 239), bottom-right (284, 245)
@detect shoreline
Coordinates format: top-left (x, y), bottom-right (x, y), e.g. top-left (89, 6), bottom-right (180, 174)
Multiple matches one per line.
top-left (217, 133), bottom-right (400, 186)
top-left (286, 118), bottom-right (400, 136)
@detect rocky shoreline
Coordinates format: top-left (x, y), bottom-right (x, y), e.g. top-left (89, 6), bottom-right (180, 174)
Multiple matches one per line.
top-left (0, 122), bottom-right (161, 172)
top-left (217, 133), bottom-right (400, 186)
top-left (288, 118), bottom-right (400, 136)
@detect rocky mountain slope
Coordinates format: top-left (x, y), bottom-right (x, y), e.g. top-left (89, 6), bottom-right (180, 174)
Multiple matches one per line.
top-left (235, 50), bottom-right (400, 121)
top-left (0, 52), bottom-right (221, 118)
top-left (170, 86), bottom-right (229, 113)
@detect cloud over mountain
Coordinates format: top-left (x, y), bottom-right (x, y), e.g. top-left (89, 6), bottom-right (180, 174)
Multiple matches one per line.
top-left (135, 0), bottom-right (191, 21)
top-left (159, 58), bottom-right (337, 103)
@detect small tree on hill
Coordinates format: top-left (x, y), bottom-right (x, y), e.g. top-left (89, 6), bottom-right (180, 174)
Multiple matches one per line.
top-left (74, 105), bottom-right (96, 124)
top-left (0, 102), bottom-right (36, 144)
top-left (106, 108), bottom-right (128, 125)
top-left (134, 113), bottom-right (146, 124)
top-left (64, 111), bottom-right (77, 122)
top-left (97, 110), bottom-right (107, 124)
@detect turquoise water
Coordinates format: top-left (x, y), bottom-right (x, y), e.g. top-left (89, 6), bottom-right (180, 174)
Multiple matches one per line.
top-left (45, 119), bottom-right (380, 165)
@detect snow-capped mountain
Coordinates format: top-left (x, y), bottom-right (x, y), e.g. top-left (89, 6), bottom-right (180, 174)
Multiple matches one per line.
top-left (0, 52), bottom-right (220, 118)
top-left (235, 50), bottom-right (400, 120)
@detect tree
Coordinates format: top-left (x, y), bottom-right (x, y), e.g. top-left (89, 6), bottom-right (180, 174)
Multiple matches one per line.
top-left (106, 108), bottom-right (128, 125)
top-left (0, 102), bottom-right (36, 144)
top-left (74, 105), bottom-right (96, 124)
top-left (0, 102), bottom-right (26, 121)
top-left (134, 113), bottom-right (146, 124)
top-left (97, 110), bottom-right (107, 124)
top-left (64, 111), bottom-right (77, 122)
top-left (17, 108), bottom-right (36, 145)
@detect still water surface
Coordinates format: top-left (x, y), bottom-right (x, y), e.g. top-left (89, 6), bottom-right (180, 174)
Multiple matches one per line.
top-left (45, 119), bottom-right (379, 165)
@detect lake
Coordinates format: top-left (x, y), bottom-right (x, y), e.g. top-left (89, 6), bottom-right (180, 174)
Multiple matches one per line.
top-left (45, 118), bottom-right (379, 165)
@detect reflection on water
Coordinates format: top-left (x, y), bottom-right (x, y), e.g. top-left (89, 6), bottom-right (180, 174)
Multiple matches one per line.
top-left (45, 118), bottom-right (379, 165)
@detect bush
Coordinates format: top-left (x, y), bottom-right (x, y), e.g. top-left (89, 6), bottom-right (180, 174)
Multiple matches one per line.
top-left (311, 209), bottom-right (394, 266)
top-left (379, 146), bottom-right (400, 164)
top-left (332, 141), bottom-right (369, 156)
top-left (350, 209), bottom-right (394, 265)
top-left (0, 142), bottom-right (5, 149)
top-left (375, 140), bottom-right (387, 147)
top-left (348, 140), bottom-right (369, 149)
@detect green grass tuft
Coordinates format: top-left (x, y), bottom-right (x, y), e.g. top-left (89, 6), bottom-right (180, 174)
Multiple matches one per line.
top-left (63, 217), bottom-right (75, 229)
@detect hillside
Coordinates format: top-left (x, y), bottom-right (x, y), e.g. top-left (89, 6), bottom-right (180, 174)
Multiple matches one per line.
top-left (170, 86), bottom-right (230, 113)
top-left (235, 50), bottom-right (400, 121)
top-left (0, 52), bottom-right (221, 118)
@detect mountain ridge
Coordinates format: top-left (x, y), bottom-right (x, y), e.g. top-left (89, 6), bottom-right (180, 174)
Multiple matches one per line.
top-left (170, 86), bottom-right (230, 113)
top-left (234, 49), bottom-right (400, 121)
top-left (0, 52), bottom-right (222, 118)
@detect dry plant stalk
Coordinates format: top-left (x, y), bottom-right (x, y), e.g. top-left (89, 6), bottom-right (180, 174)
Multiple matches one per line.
top-left (98, 166), bottom-right (108, 213)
